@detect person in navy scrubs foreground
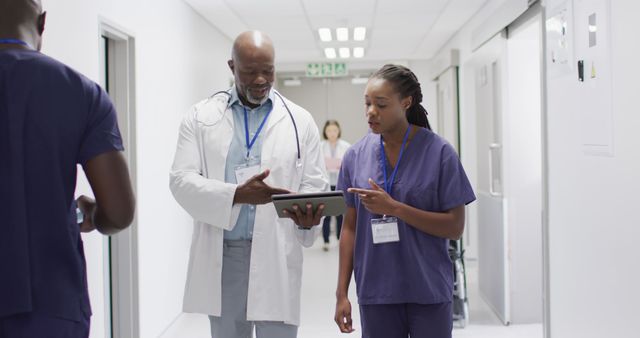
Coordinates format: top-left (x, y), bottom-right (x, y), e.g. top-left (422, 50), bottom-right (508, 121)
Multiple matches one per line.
top-left (0, 1), bottom-right (135, 337)
top-left (334, 64), bottom-right (476, 338)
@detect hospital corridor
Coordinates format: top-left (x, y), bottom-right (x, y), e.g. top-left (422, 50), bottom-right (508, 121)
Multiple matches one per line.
top-left (0, 0), bottom-right (639, 338)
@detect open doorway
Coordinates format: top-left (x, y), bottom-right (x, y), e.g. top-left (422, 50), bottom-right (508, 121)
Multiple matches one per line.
top-left (98, 21), bottom-right (138, 338)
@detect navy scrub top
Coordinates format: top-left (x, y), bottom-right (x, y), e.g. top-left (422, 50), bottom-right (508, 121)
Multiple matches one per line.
top-left (0, 49), bottom-right (123, 321)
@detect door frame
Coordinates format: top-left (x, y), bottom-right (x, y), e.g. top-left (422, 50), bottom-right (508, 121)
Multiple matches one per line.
top-left (539, 3), bottom-right (552, 337)
top-left (99, 19), bottom-right (139, 338)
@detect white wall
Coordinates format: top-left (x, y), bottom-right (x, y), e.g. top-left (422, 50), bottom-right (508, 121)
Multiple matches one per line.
top-left (277, 60), bottom-right (438, 146)
top-left (276, 75), bottom-right (370, 145)
top-left (41, 1), bottom-right (231, 337)
top-left (545, 0), bottom-right (640, 337)
top-left (408, 59), bottom-right (440, 135)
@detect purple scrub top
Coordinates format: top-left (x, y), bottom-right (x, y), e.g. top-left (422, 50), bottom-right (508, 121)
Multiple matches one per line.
top-left (337, 127), bottom-right (476, 305)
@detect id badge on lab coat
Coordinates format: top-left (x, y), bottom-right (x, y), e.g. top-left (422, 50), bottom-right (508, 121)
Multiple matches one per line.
top-left (235, 158), bottom-right (260, 185)
top-left (371, 217), bottom-right (400, 244)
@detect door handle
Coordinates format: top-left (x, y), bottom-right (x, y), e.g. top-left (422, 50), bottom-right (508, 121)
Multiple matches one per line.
top-left (489, 143), bottom-right (502, 197)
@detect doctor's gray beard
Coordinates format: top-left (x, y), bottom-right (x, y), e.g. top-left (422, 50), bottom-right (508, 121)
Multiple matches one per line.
top-left (245, 86), bottom-right (271, 106)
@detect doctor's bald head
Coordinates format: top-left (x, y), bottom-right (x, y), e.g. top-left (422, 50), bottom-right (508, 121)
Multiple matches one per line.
top-left (0, 0), bottom-right (46, 51)
top-left (228, 31), bottom-right (276, 107)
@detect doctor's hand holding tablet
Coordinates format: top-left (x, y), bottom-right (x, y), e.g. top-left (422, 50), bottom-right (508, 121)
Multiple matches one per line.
top-left (282, 203), bottom-right (325, 229)
top-left (272, 190), bottom-right (347, 230)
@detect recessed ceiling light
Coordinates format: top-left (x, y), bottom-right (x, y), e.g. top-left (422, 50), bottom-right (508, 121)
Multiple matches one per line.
top-left (339, 47), bottom-right (350, 58)
top-left (324, 48), bottom-right (337, 59)
top-left (354, 27), bottom-right (366, 41)
top-left (336, 27), bottom-right (349, 42)
top-left (318, 28), bottom-right (332, 42)
top-left (353, 47), bottom-right (365, 58)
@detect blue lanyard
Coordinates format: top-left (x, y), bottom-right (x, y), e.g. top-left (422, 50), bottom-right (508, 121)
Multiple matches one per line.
top-left (380, 126), bottom-right (411, 194)
top-left (243, 104), bottom-right (273, 158)
top-left (0, 39), bottom-right (29, 47)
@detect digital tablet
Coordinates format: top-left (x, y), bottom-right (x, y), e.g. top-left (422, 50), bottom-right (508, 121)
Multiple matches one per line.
top-left (272, 191), bottom-right (346, 218)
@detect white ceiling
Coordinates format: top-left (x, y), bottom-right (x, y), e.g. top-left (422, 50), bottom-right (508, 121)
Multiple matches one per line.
top-left (184, 0), bottom-right (488, 65)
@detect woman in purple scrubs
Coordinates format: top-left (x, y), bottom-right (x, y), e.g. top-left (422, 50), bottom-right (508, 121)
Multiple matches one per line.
top-left (334, 64), bottom-right (476, 338)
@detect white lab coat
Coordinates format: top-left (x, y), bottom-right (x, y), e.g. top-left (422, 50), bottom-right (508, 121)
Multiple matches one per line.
top-left (169, 90), bottom-right (329, 326)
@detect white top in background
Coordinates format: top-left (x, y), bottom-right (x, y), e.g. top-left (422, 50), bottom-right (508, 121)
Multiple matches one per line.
top-left (321, 139), bottom-right (351, 186)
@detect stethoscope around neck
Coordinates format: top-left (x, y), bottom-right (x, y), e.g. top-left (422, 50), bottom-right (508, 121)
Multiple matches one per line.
top-left (199, 89), bottom-right (302, 162)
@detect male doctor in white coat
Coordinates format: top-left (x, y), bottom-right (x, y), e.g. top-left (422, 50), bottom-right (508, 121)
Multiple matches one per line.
top-left (170, 31), bottom-right (329, 338)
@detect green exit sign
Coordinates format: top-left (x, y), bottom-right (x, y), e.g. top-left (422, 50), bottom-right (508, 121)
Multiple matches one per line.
top-left (306, 63), bottom-right (348, 77)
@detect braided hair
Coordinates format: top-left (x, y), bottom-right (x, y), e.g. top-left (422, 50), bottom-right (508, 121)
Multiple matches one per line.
top-left (370, 64), bottom-right (431, 130)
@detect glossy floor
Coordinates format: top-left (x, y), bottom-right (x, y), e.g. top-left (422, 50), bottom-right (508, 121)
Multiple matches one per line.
top-left (161, 238), bottom-right (543, 338)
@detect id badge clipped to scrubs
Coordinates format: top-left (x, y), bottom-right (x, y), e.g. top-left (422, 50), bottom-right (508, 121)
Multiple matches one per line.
top-left (371, 216), bottom-right (400, 244)
top-left (370, 127), bottom-right (410, 245)
top-left (235, 157), bottom-right (260, 185)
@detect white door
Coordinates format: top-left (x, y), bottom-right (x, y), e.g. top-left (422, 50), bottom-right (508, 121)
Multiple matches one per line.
top-left (472, 32), bottom-right (510, 325)
top-left (504, 10), bottom-right (544, 324)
